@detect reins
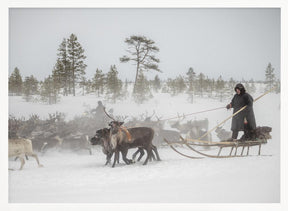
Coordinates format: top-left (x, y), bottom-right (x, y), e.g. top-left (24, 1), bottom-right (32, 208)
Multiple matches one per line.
top-left (159, 106), bottom-right (225, 122)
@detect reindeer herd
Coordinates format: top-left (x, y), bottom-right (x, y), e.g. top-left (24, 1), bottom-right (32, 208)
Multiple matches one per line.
top-left (9, 110), bottom-right (212, 170)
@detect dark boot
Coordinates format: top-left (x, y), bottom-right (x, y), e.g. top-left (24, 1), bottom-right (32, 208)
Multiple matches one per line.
top-left (232, 130), bottom-right (239, 139)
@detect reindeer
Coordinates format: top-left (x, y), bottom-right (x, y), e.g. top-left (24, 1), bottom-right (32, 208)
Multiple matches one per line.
top-left (9, 138), bottom-right (43, 170)
top-left (108, 121), bottom-right (160, 167)
top-left (240, 126), bottom-right (272, 142)
top-left (92, 108), bottom-right (161, 167)
top-left (215, 126), bottom-right (232, 141)
top-left (90, 128), bottom-right (116, 165)
top-left (90, 127), bottom-right (160, 166)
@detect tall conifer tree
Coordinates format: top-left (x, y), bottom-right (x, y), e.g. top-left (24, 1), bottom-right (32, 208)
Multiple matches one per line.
top-left (265, 62), bottom-right (276, 91)
top-left (9, 67), bottom-right (23, 95)
top-left (67, 34), bottom-right (87, 96)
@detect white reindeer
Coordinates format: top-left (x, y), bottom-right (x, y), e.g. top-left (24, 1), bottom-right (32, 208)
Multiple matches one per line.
top-left (9, 138), bottom-right (43, 170)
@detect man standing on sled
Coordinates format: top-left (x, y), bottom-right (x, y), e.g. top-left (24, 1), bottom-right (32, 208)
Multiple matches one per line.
top-left (226, 83), bottom-right (256, 140)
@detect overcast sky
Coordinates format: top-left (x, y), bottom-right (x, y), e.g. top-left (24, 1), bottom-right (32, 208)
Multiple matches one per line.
top-left (9, 8), bottom-right (280, 81)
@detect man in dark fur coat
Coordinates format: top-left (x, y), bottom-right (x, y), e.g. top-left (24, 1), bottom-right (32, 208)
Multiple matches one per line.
top-left (226, 83), bottom-right (256, 139)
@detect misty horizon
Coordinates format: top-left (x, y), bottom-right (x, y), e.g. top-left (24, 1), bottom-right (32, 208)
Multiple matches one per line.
top-left (9, 8), bottom-right (280, 82)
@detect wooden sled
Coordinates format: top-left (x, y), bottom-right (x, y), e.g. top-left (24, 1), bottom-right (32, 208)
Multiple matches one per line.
top-left (164, 135), bottom-right (270, 159)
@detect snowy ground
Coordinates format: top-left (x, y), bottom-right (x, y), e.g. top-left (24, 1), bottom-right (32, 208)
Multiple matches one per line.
top-left (7, 89), bottom-right (280, 204)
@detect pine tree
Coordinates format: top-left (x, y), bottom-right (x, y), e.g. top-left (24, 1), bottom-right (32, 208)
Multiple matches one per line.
top-left (274, 79), bottom-right (281, 93)
top-left (40, 75), bottom-right (59, 104)
top-left (210, 78), bottom-right (216, 91)
top-left (85, 79), bottom-right (93, 94)
top-left (166, 76), bottom-right (186, 96)
top-left (186, 68), bottom-right (196, 102)
top-left (93, 68), bottom-right (105, 97)
top-left (215, 75), bottom-right (225, 102)
top-left (22, 75), bottom-right (39, 101)
top-left (79, 76), bottom-right (87, 96)
top-left (197, 73), bottom-right (205, 97)
top-left (23, 76), bottom-right (32, 101)
top-left (52, 58), bottom-right (65, 95)
top-left (265, 62), bottom-right (276, 91)
top-left (105, 65), bottom-right (122, 103)
top-left (175, 75), bottom-right (187, 94)
top-left (54, 39), bottom-right (71, 96)
top-left (123, 79), bottom-right (130, 98)
top-left (9, 67), bottom-right (23, 95)
top-left (216, 75), bottom-right (225, 90)
top-left (151, 75), bottom-right (161, 92)
top-left (67, 34), bottom-right (87, 96)
top-left (134, 72), bottom-right (151, 103)
top-left (246, 79), bottom-right (256, 94)
top-left (186, 67), bottom-right (196, 92)
top-left (228, 77), bottom-right (236, 93)
top-left (120, 35), bottom-right (161, 93)
top-left (166, 78), bottom-right (176, 95)
top-left (205, 78), bottom-right (214, 97)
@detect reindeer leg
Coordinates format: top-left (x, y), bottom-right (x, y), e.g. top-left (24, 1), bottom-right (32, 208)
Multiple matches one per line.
top-left (149, 150), bottom-right (155, 161)
top-left (143, 148), bottom-right (152, 165)
top-left (30, 153), bottom-right (43, 168)
top-left (121, 149), bottom-right (133, 164)
top-left (132, 149), bottom-right (140, 161)
top-left (152, 145), bottom-right (161, 161)
top-left (112, 150), bottom-right (119, 168)
top-left (88, 147), bottom-right (92, 155)
top-left (18, 154), bottom-right (25, 170)
top-left (117, 152), bottom-right (120, 164)
top-left (105, 152), bottom-right (113, 165)
top-left (14, 155), bottom-right (29, 161)
top-left (137, 148), bottom-right (145, 162)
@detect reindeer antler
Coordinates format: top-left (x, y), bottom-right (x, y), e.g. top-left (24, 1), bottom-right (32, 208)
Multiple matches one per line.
top-left (103, 107), bottom-right (116, 121)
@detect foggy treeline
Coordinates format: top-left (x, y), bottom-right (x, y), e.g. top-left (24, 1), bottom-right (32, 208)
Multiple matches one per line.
top-left (9, 34), bottom-right (280, 104)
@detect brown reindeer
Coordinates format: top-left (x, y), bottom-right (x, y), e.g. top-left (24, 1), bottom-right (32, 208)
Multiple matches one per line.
top-left (90, 127), bottom-right (160, 166)
top-left (107, 121), bottom-right (160, 167)
top-left (90, 128), bottom-right (122, 165)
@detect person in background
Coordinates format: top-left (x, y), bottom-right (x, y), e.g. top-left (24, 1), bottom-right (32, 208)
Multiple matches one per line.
top-left (226, 83), bottom-right (256, 140)
top-left (94, 101), bottom-right (105, 116)
top-left (91, 101), bottom-right (106, 124)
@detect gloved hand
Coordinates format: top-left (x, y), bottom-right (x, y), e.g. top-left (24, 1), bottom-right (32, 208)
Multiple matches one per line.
top-left (226, 104), bottom-right (231, 109)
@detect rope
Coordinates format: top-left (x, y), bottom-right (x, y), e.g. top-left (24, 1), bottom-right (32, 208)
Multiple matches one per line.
top-left (159, 106), bottom-right (225, 122)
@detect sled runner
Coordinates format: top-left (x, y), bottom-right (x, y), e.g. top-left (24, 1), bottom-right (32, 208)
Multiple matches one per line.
top-left (164, 132), bottom-right (271, 159)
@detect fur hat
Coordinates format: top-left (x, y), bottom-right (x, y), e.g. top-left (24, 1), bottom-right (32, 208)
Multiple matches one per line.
top-left (234, 83), bottom-right (246, 94)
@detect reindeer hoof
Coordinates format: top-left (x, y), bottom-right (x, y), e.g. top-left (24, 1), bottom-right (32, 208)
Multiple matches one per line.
top-left (126, 159), bottom-right (134, 164)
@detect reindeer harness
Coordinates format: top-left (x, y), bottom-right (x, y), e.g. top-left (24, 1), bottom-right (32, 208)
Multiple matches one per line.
top-left (120, 126), bottom-right (132, 142)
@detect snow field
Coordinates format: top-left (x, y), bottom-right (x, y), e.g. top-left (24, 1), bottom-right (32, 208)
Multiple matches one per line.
top-left (8, 89), bottom-right (280, 203)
